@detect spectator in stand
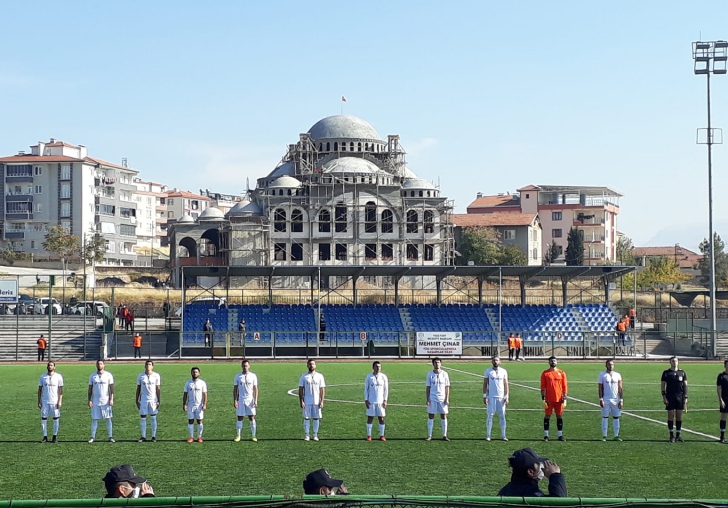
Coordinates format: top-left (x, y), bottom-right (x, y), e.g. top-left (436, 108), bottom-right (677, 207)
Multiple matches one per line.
top-left (238, 318), bottom-right (246, 345)
top-left (498, 447), bottom-right (567, 497)
top-left (203, 318), bottom-right (214, 347)
top-left (629, 308), bottom-right (636, 330)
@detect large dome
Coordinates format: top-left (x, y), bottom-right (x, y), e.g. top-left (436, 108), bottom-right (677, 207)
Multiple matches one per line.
top-left (266, 161), bottom-right (295, 179)
top-left (322, 157), bottom-right (384, 174)
top-left (308, 115), bottom-right (381, 141)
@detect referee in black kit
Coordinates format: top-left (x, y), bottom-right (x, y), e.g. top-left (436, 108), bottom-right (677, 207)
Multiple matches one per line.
top-left (717, 360), bottom-right (728, 443)
top-left (661, 356), bottom-right (688, 443)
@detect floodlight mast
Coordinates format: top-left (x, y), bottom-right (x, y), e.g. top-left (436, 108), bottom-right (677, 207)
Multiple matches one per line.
top-left (692, 40), bottom-right (727, 358)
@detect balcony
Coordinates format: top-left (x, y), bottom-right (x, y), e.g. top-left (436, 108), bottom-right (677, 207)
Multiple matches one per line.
top-left (573, 216), bottom-right (605, 226)
top-left (5, 231), bottom-right (24, 240)
top-left (582, 234), bottom-right (605, 243)
top-left (175, 255), bottom-right (226, 267)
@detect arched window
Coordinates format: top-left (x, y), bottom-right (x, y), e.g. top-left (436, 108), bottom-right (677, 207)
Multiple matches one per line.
top-left (358, 142), bottom-right (362, 152)
top-left (419, 190), bottom-right (423, 197)
top-left (342, 142), bottom-right (346, 151)
top-left (326, 142), bottom-right (331, 151)
top-left (274, 208), bottom-right (286, 232)
top-left (334, 142), bottom-right (338, 151)
top-left (424, 244), bottom-right (434, 261)
top-left (335, 204), bottom-right (347, 233)
top-left (424, 210), bottom-right (435, 233)
top-left (291, 209), bottom-right (303, 233)
top-left (410, 191), bottom-right (415, 197)
top-left (287, 189), bottom-right (292, 196)
top-left (318, 209), bottom-right (331, 233)
top-left (365, 201), bottom-right (377, 233)
top-left (349, 142), bottom-right (354, 151)
top-left (365, 143), bottom-right (369, 151)
top-left (406, 210), bottom-right (418, 233)
top-left (381, 209), bottom-right (393, 233)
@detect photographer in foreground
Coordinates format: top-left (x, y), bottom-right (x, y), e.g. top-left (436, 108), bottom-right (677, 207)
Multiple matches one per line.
top-left (498, 448), bottom-right (566, 497)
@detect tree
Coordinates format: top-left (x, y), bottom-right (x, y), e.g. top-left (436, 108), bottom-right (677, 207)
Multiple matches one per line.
top-left (698, 232), bottom-right (728, 287)
top-left (616, 236), bottom-right (636, 266)
top-left (498, 244), bottom-right (527, 266)
top-left (42, 226), bottom-right (79, 280)
top-left (82, 235), bottom-right (107, 265)
top-left (0, 243), bottom-right (15, 265)
top-left (543, 243), bottom-right (560, 265)
top-left (636, 256), bottom-right (690, 288)
top-left (565, 227), bottom-right (584, 266)
top-left (457, 227), bottom-right (502, 265)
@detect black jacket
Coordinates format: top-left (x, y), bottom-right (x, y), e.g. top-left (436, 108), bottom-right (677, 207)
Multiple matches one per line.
top-left (498, 473), bottom-right (567, 497)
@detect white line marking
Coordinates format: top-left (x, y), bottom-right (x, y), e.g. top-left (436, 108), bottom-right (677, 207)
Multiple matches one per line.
top-left (444, 366), bottom-right (721, 441)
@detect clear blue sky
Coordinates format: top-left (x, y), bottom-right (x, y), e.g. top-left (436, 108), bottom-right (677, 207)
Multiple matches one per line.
top-left (2, 0), bottom-right (727, 250)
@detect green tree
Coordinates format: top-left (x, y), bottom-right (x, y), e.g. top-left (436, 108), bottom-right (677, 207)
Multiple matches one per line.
top-left (82, 234), bottom-right (107, 265)
top-left (42, 226), bottom-right (79, 280)
top-left (565, 227), bottom-right (584, 266)
top-left (698, 232), bottom-right (728, 287)
top-left (0, 243), bottom-right (16, 265)
top-left (457, 227), bottom-right (502, 265)
top-left (616, 236), bottom-right (636, 266)
top-left (498, 244), bottom-right (528, 266)
top-left (636, 256), bottom-right (690, 288)
top-left (544, 243), bottom-right (560, 265)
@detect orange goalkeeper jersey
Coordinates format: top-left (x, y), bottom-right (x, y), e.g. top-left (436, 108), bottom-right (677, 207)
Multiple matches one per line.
top-left (541, 368), bottom-right (568, 403)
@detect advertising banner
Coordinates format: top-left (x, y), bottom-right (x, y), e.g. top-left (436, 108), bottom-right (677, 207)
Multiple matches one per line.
top-left (416, 331), bottom-right (462, 355)
top-left (0, 279), bottom-right (18, 303)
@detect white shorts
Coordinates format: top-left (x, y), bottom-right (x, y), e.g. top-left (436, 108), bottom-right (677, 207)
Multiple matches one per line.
top-left (187, 406), bottom-right (204, 420)
top-left (91, 404), bottom-right (113, 420)
top-left (428, 401), bottom-right (449, 415)
top-left (601, 399), bottom-right (622, 418)
top-left (139, 401), bottom-right (158, 416)
top-left (487, 397), bottom-right (507, 416)
top-left (302, 404), bottom-right (322, 419)
top-left (40, 403), bottom-right (60, 419)
top-left (236, 401), bottom-right (257, 417)
top-left (366, 402), bottom-right (386, 417)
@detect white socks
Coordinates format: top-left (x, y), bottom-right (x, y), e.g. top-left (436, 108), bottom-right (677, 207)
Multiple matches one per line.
top-left (106, 419), bottom-right (113, 438)
top-left (53, 419), bottom-right (59, 436)
top-left (313, 419), bottom-right (320, 436)
top-left (486, 415), bottom-right (493, 438)
top-left (188, 424), bottom-right (194, 438)
top-left (197, 423), bottom-right (204, 437)
top-left (379, 423), bottom-right (385, 436)
top-left (91, 419), bottom-right (98, 438)
top-left (303, 419), bottom-right (311, 436)
top-left (441, 418), bottom-right (448, 436)
top-left (602, 418), bottom-right (609, 437)
top-left (427, 419), bottom-right (434, 436)
top-left (41, 419), bottom-right (48, 437)
top-left (499, 414), bottom-right (507, 438)
top-left (250, 420), bottom-right (257, 437)
top-left (150, 415), bottom-right (157, 437)
top-left (140, 418), bottom-right (147, 438)
top-left (237, 420), bottom-right (243, 437)
top-left (613, 418), bottom-right (620, 437)
top-left (366, 423), bottom-right (373, 436)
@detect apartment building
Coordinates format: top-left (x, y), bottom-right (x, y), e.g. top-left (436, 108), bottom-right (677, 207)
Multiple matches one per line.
top-left (200, 189), bottom-right (241, 214)
top-left (165, 190), bottom-right (211, 222)
top-left (467, 184), bottom-right (621, 265)
top-left (133, 178), bottom-right (169, 249)
top-left (0, 139), bottom-right (138, 265)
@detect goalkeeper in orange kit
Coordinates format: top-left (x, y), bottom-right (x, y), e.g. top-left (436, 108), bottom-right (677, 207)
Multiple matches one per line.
top-left (541, 356), bottom-right (568, 442)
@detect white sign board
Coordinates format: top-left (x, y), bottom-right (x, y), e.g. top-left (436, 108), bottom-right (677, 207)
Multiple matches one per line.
top-left (0, 280), bottom-right (18, 303)
top-left (416, 331), bottom-right (462, 356)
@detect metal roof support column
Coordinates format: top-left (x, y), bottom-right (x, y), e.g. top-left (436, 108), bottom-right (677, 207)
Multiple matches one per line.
top-left (561, 276), bottom-right (569, 306)
top-left (436, 276), bottom-right (442, 305)
top-left (394, 277), bottom-right (400, 306)
top-left (353, 275), bottom-right (358, 306)
top-left (478, 277), bottom-right (484, 306)
top-left (603, 275), bottom-right (610, 304)
top-left (519, 277), bottom-right (527, 305)
top-left (268, 275), bottom-right (273, 306)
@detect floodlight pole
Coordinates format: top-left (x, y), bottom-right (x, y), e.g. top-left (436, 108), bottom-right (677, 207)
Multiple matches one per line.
top-left (693, 40), bottom-right (727, 358)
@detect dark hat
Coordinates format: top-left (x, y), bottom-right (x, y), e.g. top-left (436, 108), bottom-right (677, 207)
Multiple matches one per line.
top-left (508, 448), bottom-right (548, 470)
top-left (103, 465), bottom-right (146, 485)
top-left (303, 469), bottom-right (343, 494)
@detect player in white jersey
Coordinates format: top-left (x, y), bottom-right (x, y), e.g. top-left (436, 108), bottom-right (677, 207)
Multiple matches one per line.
top-left (483, 356), bottom-right (509, 441)
top-left (88, 360), bottom-right (115, 443)
top-left (364, 361), bottom-right (389, 441)
top-left (38, 361), bottom-right (63, 443)
top-left (598, 359), bottom-right (624, 441)
top-left (425, 357), bottom-right (451, 441)
top-left (182, 366), bottom-right (208, 443)
top-left (233, 359), bottom-right (259, 442)
top-left (298, 359), bottom-right (326, 441)
top-left (136, 360), bottom-right (161, 442)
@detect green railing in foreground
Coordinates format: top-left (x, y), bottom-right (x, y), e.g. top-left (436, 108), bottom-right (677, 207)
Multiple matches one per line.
top-left (1, 497), bottom-right (727, 508)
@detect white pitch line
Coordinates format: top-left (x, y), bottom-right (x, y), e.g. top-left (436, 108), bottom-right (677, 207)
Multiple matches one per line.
top-left (444, 366), bottom-right (721, 441)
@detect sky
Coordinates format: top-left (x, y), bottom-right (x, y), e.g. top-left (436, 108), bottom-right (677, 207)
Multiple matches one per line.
top-left (1, 0), bottom-right (727, 251)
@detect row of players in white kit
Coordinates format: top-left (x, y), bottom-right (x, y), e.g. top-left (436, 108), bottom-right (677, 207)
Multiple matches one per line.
top-left (38, 357), bottom-right (622, 442)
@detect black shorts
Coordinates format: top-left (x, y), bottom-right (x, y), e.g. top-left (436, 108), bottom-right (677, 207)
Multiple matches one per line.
top-left (665, 397), bottom-right (685, 411)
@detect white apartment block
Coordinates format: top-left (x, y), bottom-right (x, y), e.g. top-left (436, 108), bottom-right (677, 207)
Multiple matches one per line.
top-left (133, 178), bottom-right (169, 250)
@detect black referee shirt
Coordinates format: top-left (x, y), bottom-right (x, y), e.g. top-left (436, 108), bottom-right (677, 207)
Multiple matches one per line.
top-left (717, 372), bottom-right (728, 400)
top-left (661, 369), bottom-right (687, 397)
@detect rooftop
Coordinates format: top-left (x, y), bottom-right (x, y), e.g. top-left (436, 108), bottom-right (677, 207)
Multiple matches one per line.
top-left (451, 212), bottom-right (538, 227)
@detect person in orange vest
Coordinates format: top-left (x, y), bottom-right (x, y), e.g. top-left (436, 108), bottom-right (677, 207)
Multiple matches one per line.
top-left (507, 334), bottom-right (516, 361)
top-left (628, 308), bottom-right (636, 330)
top-left (37, 334), bottom-right (47, 361)
top-left (515, 333), bottom-right (524, 361)
top-left (616, 318), bottom-right (627, 347)
top-left (133, 333), bottom-right (143, 359)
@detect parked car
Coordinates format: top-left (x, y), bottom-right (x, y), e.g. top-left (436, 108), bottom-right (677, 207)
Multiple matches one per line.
top-left (9, 294), bottom-right (39, 314)
top-left (34, 297), bottom-right (63, 315)
top-left (70, 300), bottom-right (109, 317)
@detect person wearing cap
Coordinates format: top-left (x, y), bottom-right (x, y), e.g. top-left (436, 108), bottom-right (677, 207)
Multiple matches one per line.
top-left (103, 464), bottom-right (155, 498)
top-left (498, 448), bottom-right (567, 497)
top-left (303, 469), bottom-right (349, 495)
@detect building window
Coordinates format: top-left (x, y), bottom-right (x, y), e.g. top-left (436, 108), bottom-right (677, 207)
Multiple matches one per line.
top-left (291, 243), bottom-right (303, 261)
top-left (61, 221), bottom-right (70, 231)
top-left (335, 243), bottom-right (347, 261)
top-left (552, 211), bottom-right (562, 221)
top-left (60, 165), bottom-right (71, 180)
top-left (525, 193), bottom-right (530, 199)
top-left (504, 229), bottom-right (516, 240)
top-left (424, 210), bottom-right (435, 233)
top-left (60, 202), bottom-right (71, 217)
top-left (318, 209), bottom-right (331, 233)
top-left (274, 243), bottom-right (286, 261)
top-left (335, 205), bottom-right (347, 233)
top-left (167, 211), bottom-right (174, 218)
top-left (274, 208), bottom-right (286, 232)
top-left (6, 202), bottom-right (30, 213)
top-left (6, 165), bottom-right (32, 177)
top-left (36, 203), bottom-right (42, 212)
top-left (381, 244), bottom-right (393, 260)
top-left (552, 229), bottom-right (563, 238)
top-left (291, 209), bottom-right (303, 233)
top-left (406, 210), bottom-right (418, 233)
top-left (533, 248), bottom-right (538, 260)
top-left (365, 201), bottom-right (377, 233)
top-left (406, 244), bottom-right (419, 260)
top-left (365, 244), bottom-right (377, 260)
top-left (34, 185), bottom-right (42, 194)
top-left (34, 166), bottom-right (42, 176)
top-left (424, 244), bottom-right (434, 261)
top-left (119, 224), bottom-right (135, 236)
top-left (319, 243), bottom-right (331, 261)
top-left (61, 183), bottom-right (71, 199)
top-left (31, 240), bottom-right (35, 249)
top-left (99, 204), bottom-right (115, 216)
top-left (381, 209), bottom-right (393, 233)
top-left (168, 199), bottom-right (174, 205)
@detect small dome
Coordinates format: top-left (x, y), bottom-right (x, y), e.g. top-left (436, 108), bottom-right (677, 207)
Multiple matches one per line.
top-left (176, 214), bottom-right (194, 224)
top-left (227, 199), bottom-right (263, 217)
top-left (198, 207), bottom-right (225, 221)
top-left (267, 161), bottom-right (295, 179)
top-left (402, 178), bottom-right (436, 190)
top-left (322, 157), bottom-right (384, 174)
top-left (402, 166), bottom-right (418, 179)
top-left (308, 115), bottom-right (381, 141)
top-left (269, 176), bottom-right (302, 188)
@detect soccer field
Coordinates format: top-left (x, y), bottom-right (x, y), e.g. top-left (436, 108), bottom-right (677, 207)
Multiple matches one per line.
top-left (0, 359), bottom-right (725, 500)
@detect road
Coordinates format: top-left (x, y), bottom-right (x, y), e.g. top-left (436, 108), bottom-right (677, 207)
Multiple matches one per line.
top-left (0, 265), bottom-right (81, 289)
